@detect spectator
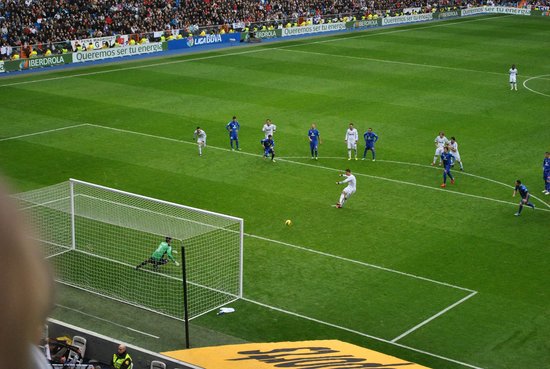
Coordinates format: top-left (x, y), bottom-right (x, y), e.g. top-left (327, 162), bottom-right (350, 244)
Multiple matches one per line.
top-left (111, 344), bottom-right (132, 369)
top-left (0, 177), bottom-right (54, 369)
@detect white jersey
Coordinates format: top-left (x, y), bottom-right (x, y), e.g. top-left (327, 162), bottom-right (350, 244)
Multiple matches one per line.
top-left (449, 141), bottom-right (461, 161)
top-left (509, 68), bottom-right (517, 83)
top-left (341, 174), bottom-right (357, 194)
top-left (345, 128), bottom-right (359, 143)
top-left (262, 123), bottom-right (276, 138)
top-left (434, 135), bottom-right (448, 148)
top-left (194, 129), bottom-right (206, 143)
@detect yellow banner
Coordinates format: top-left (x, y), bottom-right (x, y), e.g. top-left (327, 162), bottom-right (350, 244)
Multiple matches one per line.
top-left (163, 339), bottom-right (431, 369)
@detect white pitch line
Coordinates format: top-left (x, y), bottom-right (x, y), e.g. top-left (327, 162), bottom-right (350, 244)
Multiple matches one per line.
top-left (246, 232), bottom-right (475, 292)
top-left (55, 304), bottom-right (160, 339)
top-left (275, 47), bottom-right (507, 77)
top-left (522, 74), bottom-right (550, 98)
top-left (0, 123), bottom-right (87, 142)
top-left (391, 291), bottom-right (478, 343)
top-left (241, 297), bottom-right (485, 369)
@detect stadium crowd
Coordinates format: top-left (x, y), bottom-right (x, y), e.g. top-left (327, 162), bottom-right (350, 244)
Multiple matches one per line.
top-left (0, 0), bottom-right (546, 59)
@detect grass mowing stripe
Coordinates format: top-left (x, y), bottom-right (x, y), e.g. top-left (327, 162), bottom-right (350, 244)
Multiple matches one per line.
top-left (85, 124), bottom-right (549, 212)
top-left (273, 47), bottom-right (509, 77)
top-left (0, 123), bottom-right (87, 141)
top-left (0, 15), bottom-right (512, 90)
top-left (241, 296), bottom-right (485, 369)
top-left (245, 233), bottom-right (475, 292)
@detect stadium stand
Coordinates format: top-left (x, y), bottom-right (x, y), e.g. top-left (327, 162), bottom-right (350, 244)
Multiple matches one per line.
top-left (46, 319), bottom-right (198, 369)
top-left (3, 0), bottom-right (541, 59)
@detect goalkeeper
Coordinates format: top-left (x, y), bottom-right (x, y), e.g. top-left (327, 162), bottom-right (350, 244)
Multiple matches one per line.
top-left (136, 237), bottom-right (179, 270)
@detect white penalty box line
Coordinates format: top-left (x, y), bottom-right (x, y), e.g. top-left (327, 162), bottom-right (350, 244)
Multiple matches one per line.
top-left (8, 123), bottom-right (484, 368)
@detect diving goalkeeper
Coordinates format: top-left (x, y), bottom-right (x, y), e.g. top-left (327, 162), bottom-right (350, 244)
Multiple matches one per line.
top-left (136, 237), bottom-right (179, 270)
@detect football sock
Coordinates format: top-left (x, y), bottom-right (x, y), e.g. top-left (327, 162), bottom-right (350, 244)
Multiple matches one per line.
top-left (448, 172), bottom-right (454, 181)
top-left (518, 204), bottom-right (523, 214)
top-left (348, 149), bottom-right (351, 159)
top-left (372, 150), bottom-right (376, 160)
top-left (339, 193), bottom-right (345, 204)
top-left (443, 172), bottom-right (447, 184)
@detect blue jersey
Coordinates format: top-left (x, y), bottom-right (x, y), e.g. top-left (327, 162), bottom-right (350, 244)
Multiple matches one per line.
top-left (261, 138), bottom-right (274, 149)
top-left (364, 131), bottom-right (379, 147)
top-left (441, 152), bottom-right (454, 168)
top-left (226, 121), bottom-right (240, 138)
top-left (544, 157), bottom-right (550, 173)
top-left (515, 184), bottom-right (529, 198)
top-left (308, 129), bottom-right (320, 144)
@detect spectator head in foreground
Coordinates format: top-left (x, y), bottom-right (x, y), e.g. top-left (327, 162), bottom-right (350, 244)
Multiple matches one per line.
top-left (0, 178), bottom-right (54, 369)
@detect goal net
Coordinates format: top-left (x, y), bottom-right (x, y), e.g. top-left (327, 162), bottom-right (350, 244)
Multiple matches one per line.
top-left (14, 179), bottom-right (243, 321)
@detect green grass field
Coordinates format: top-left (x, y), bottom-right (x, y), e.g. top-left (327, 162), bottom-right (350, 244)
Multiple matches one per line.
top-left (1, 14), bottom-right (549, 369)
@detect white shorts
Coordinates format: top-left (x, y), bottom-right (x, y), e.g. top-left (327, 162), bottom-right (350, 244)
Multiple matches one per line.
top-left (510, 76), bottom-right (516, 83)
top-left (347, 141), bottom-right (357, 150)
top-left (451, 152), bottom-right (461, 162)
top-left (435, 147), bottom-right (444, 156)
top-left (343, 187), bottom-right (356, 197)
top-left (197, 139), bottom-right (206, 146)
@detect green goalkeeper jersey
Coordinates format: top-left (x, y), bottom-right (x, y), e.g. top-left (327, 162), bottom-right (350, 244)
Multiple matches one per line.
top-left (151, 241), bottom-right (175, 262)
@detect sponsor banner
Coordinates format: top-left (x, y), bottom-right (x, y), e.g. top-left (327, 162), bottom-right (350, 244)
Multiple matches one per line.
top-left (3, 54), bottom-right (72, 72)
top-left (72, 42), bottom-right (164, 63)
top-left (461, 6), bottom-right (531, 16)
top-left (254, 29), bottom-right (282, 39)
top-left (0, 61), bottom-right (4, 73)
top-left (347, 19), bottom-right (380, 29)
top-left (484, 6), bottom-right (531, 15)
top-left (281, 22), bottom-right (346, 37)
top-left (167, 33), bottom-right (240, 50)
top-left (436, 10), bottom-right (461, 19)
top-left (461, 7), bottom-right (486, 16)
top-left (70, 36), bottom-right (118, 50)
top-left (381, 13), bottom-right (433, 26)
top-left (163, 340), bottom-right (432, 369)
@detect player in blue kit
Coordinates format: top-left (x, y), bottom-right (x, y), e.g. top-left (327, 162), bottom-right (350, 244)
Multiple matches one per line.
top-left (542, 152), bottom-right (550, 195)
top-left (261, 135), bottom-right (275, 162)
top-left (513, 180), bottom-right (535, 216)
top-left (308, 123), bottom-right (321, 160)
top-left (362, 128), bottom-right (379, 161)
top-left (226, 116), bottom-right (240, 150)
top-left (440, 146), bottom-right (455, 188)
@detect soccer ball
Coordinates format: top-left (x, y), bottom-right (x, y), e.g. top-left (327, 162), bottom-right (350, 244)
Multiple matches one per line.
top-left (285, 219), bottom-right (293, 226)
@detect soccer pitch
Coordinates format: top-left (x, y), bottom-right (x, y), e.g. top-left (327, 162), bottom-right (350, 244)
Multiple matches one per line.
top-left (1, 14), bottom-right (549, 369)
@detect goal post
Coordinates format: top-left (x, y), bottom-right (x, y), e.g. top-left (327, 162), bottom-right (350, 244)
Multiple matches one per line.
top-left (14, 178), bottom-right (244, 321)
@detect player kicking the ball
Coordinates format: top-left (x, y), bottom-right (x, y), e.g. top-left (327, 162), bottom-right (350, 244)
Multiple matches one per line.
top-left (336, 169), bottom-right (356, 208)
top-left (193, 127), bottom-right (207, 156)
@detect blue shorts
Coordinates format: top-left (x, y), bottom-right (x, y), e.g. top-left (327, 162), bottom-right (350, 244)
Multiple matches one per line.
top-left (230, 133), bottom-right (238, 140)
top-left (264, 148), bottom-right (274, 156)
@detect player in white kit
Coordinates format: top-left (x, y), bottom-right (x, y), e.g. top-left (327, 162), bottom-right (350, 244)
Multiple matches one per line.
top-left (345, 123), bottom-right (359, 160)
top-left (509, 64), bottom-right (517, 91)
top-left (262, 119), bottom-right (277, 138)
top-left (193, 127), bottom-right (207, 156)
top-left (336, 169), bottom-right (356, 208)
top-left (431, 131), bottom-right (449, 166)
top-left (448, 136), bottom-right (464, 171)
